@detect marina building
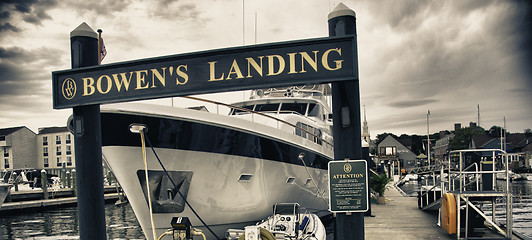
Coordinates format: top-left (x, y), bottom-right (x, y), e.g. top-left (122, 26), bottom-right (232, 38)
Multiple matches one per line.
top-left (37, 127), bottom-right (76, 175)
top-left (0, 126), bottom-right (78, 175)
top-left (0, 127), bottom-right (37, 170)
top-left (434, 133), bottom-right (454, 164)
top-left (375, 134), bottom-right (417, 172)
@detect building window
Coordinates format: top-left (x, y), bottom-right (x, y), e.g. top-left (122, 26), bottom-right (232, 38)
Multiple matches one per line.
top-left (66, 134), bottom-right (71, 144)
top-left (66, 145), bottom-right (71, 155)
top-left (0, 136), bottom-right (5, 141)
top-left (56, 146), bottom-right (61, 156)
top-left (57, 157), bottom-right (62, 167)
top-left (56, 135), bottom-right (61, 144)
top-left (67, 156), bottom-right (72, 166)
top-left (3, 147), bottom-right (8, 157)
top-left (4, 158), bottom-right (8, 169)
top-left (43, 147), bottom-right (48, 157)
top-left (380, 146), bottom-right (397, 156)
top-left (43, 136), bottom-right (48, 146)
top-left (44, 158), bottom-right (49, 168)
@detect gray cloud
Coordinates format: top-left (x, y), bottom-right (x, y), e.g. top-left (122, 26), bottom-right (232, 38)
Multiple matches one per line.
top-left (0, 46), bottom-right (64, 96)
top-left (0, 0), bottom-right (57, 26)
top-left (388, 99), bottom-right (438, 108)
top-left (364, 0), bottom-right (531, 105)
top-left (148, 2), bottom-right (205, 22)
top-left (66, 0), bottom-right (132, 16)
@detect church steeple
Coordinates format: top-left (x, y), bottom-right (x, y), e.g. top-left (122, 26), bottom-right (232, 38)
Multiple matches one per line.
top-left (362, 105), bottom-right (370, 143)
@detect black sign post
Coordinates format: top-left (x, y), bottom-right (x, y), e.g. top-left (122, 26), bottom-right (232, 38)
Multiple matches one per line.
top-left (328, 3), bottom-right (365, 240)
top-left (69, 22), bottom-right (106, 239)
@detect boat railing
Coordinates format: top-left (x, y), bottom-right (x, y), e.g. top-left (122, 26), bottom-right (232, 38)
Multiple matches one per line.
top-left (417, 164), bottom-right (445, 210)
top-left (182, 96), bottom-right (334, 149)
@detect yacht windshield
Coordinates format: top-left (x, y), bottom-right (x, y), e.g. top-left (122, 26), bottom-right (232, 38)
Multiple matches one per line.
top-left (254, 104), bottom-right (279, 112)
top-left (307, 103), bottom-right (321, 117)
top-left (232, 105), bottom-right (254, 115)
top-left (280, 103), bottom-right (307, 115)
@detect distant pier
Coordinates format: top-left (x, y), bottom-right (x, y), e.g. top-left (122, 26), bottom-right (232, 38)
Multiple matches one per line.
top-left (1, 186), bottom-right (119, 213)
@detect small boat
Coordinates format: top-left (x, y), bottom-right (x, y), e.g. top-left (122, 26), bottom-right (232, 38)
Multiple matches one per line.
top-left (403, 174), bottom-right (418, 182)
top-left (225, 203), bottom-right (326, 240)
top-left (523, 173), bottom-right (532, 181)
top-left (0, 182), bottom-right (12, 208)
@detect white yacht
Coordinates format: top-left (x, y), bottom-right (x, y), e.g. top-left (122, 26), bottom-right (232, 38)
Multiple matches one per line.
top-left (100, 85), bottom-right (334, 239)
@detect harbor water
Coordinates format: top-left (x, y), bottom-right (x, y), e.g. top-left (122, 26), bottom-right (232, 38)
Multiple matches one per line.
top-left (400, 178), bottom-right (532, 239)
top-left (1, 180), bottom-right (530, 239)
top-left (0, 203), bottom-right (144, 239)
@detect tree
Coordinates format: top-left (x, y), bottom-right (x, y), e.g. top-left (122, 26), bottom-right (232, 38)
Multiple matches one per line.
top-left (450, 126), bottom-right (485, 150)
top-left (488, 125), bottom-right (507, 138)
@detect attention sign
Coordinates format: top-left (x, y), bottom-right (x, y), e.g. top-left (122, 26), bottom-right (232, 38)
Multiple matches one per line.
top-left (53, 36), bottom-right (356, 109)
top-left (328, 160), bottom-right (368, 213)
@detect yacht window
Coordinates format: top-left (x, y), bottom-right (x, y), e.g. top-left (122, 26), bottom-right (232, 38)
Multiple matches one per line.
top-left (296, 122), bottom-right (307, 138)
top-left (308, 103), bottom-right (321, 117)
top-left (280, 103), bottom-right (307, 115)
top-left (314, 128), bottom-right (322, 145)
top-left (295, 122), bottom-right (323, 145)
top-left (254, 104), bottom-right (279, 113)
top-left (232, 105), bottom-right (254, 115)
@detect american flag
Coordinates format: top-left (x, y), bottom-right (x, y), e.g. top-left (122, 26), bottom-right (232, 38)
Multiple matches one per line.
top-left (100, 37), bottom-right (107, 62)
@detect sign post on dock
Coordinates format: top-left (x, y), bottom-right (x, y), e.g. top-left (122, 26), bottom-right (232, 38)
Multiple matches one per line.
top-left (55, 4), bottom-right (362, 239)
top-left (69, 22), bottom-right (107, 239)
top-left (328, 3), bottom-right (365, 240)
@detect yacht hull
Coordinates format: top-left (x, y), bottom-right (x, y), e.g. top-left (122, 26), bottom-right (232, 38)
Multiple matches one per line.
top-left (100, 108), bottom-right (332, 240)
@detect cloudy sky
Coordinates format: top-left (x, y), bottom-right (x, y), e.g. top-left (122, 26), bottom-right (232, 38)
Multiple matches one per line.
top-left (0, 0), bottom-right (530, 137)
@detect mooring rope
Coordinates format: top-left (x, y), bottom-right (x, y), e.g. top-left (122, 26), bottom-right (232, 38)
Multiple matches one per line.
top-left (144, 135), bottom-right (221, 240)
top-left (140, 130), bottom-right (158, 240)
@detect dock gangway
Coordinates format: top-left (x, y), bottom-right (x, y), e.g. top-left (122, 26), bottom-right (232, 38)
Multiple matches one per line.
top-left (417, 149), bottom-right (513, 239)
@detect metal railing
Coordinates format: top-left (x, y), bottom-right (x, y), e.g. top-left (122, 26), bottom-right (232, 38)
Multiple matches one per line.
top-left (447, 149), bottom-right (512, 239)
top-left (182, 96), bottom-right (334, 149)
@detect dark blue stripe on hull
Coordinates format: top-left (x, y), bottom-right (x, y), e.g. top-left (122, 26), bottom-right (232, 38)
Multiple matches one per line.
top-left (101, 113), bottom-right (331, 170)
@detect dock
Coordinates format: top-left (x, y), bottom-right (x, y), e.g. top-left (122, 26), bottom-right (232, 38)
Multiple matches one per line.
top-left (365, 182), bottom-right (452, 240)
top-left (1, 185), bottom-right (120, 213)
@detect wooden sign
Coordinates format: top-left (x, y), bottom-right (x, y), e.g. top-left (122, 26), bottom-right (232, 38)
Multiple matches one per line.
top-left (53, 36), bottom-right (356, 109)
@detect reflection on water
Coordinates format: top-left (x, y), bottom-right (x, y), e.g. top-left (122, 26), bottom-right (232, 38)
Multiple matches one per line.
top-left (2, 180), bottom-right (530, 239)
top-left (399, 179), bottom-right (532, 239)
top-left (0, 203), bottom-right (144, 239)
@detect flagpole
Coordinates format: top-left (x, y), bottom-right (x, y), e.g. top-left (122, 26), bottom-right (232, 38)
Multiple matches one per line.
top-left (97, 29), bottom-right (102, 65)
top-left (427, 110), bottom-right (430, 168)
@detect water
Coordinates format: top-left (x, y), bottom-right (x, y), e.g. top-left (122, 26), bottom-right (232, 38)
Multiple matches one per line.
top-left (399, 178), bottom-right (532, 239)
top-left (0, 203), bottom-right (144, 239)
top-left (2, 180), bottom-right (530, 239)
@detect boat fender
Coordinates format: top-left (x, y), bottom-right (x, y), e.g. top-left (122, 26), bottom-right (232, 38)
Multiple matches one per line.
top-left (237, 228), bottom-right (275, 240)
top-left (441, 193), bottom-right (457, 235)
